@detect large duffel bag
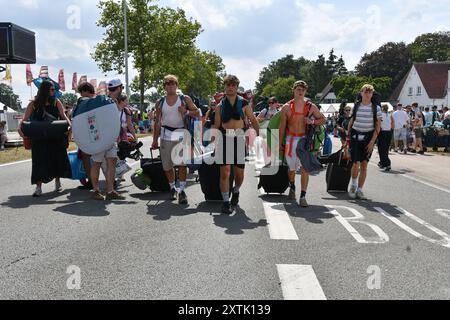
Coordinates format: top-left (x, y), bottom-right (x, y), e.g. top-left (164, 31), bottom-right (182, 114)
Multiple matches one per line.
top-left (258, 163), bottom-right (289, 194)
top-left (198, 163), bottom-right (234, 201)
top-left (21, 120), bottom-right (69, 140)
top-left (140, 149), bottom-right (170, 193)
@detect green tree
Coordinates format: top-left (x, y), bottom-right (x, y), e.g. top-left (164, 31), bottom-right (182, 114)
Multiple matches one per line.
top-left (0, 83), bottom-right (20, 111)
top-left (332, 75), bottom-right (392, 102)
top-left (93, 0), bottom-right (202, 111)
top-left (355, 42), bottom-right (412, 95)
top-left (409, 31), bottom-right (450, 62)
top-left (301, 55), bottom-right (332, 99)
top-left (261, 76), bottom-right (296, 103)
top-left (326, 49), bottom-right (338, 76)
top-left (255, 55), bottom-right (310, 99)
top-left (60, 93), bottom-right (78, 107)
top-left (336, 55), bottom-right (349, 76)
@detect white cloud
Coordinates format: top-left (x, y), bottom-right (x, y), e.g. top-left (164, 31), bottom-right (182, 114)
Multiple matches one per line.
top-left (19, 0), bottom-right (39, 9)
top-left (221, 56), bottom-right (266, 90)
top-left (169, 0), bottom-right (272, 29)
top-left (34, 29), bottom-right (96, 61)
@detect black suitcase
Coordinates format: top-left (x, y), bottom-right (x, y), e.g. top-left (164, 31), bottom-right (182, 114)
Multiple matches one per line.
top-left (198, 163), bottom-right (234, 201)
top-left (326, 160), bottom-right (352, 192)
top-left (140, 149), bottom-right (171, 193)
top-left (258, 164), bottom-right (289, 194)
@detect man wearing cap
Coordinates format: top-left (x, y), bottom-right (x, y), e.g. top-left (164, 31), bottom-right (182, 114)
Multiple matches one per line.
top-left (279, 80), bottom-right (325, 208)
top-left (108, 79), bottom-right (123, 102)
top-left (151, 75), bottom-right (200, 205)
top-left (87, 79), bottom-right (126, 201)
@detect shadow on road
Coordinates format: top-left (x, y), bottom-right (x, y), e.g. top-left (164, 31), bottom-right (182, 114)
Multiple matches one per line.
top-left (212, 206), bottom-right (268, 236)
top-left (284, 204), bottom-right (335, 224)
top-left (0, 190), bottom-right (71, 209)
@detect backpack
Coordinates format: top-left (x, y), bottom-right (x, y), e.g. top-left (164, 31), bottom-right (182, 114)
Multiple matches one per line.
top-left (159, 94), bottom-right (194, 134)
top-left (287, 99), bottom-right (325, 153)
top-left (352, 91), bottom-right (380, 129)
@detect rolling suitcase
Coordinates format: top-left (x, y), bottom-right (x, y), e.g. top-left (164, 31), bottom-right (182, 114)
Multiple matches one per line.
top-left (326, 150), bottom-right (352, 192)
top-left (258, 163), bottom-right (289, 194)
top-left (198, 163), bottom-right (234, 201)
top-left (140, 149), bottom-right (171, 193)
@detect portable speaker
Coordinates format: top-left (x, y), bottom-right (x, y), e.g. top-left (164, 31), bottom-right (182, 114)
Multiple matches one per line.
top-left (0, 23), bottom-right (36, 64)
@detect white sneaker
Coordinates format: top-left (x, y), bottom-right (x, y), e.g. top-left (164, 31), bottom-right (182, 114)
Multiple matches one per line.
top-left (356, 190), bottom-right (367, 200)
top-left (349, 185), bottom-right (357, 199)
top-left (55, 180), bottom-right (62, 192)
top-left (33, 186), bottom-right (42, 197)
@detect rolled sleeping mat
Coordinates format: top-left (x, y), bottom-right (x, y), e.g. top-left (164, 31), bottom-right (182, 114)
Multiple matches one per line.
top-left (21, 120), bottom-right (69, 140)
top-left (72, 95), bottom-right (120, 155)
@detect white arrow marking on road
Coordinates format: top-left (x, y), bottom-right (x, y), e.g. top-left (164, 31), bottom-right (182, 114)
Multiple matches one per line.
top-left (375, 207), bottom-right (450, 248)
top-left (436, 209), bottom-right (450, 219)
top-left (263, 202), bottom-right (299, 240)
top-left (326, 205), bottom-right (389, 244)
top-left (277, 264), bottom-right (327, 300)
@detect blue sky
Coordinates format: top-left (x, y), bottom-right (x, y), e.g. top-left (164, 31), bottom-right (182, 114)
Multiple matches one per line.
top-left (1, 0), bottom-right (450, 107)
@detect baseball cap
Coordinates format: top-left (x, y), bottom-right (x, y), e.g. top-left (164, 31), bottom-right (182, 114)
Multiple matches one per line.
top-left (108, 79), bottom-right (123, 90)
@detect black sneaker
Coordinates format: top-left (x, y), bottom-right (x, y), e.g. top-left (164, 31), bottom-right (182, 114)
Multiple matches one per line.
top-left (377, 162), bottom-right (384, 169)
top-left (384, 166), bottom-right (391, 172)
top-left (170, 188), bottom-right (178, 201)
top-left (178, 191), bottom-right (188, 205)
top-left (221, 202), bottom-right (233, 215)
top-left (231, 192), bottom-right (240, 207)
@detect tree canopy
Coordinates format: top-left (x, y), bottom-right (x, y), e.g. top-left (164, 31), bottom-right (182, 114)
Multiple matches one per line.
top-left (0, 84), bottom-right (21, 111)
top-left (93, 0), bottom-right (202, 110)
top-left (409, 31), bottom-right (450, 62)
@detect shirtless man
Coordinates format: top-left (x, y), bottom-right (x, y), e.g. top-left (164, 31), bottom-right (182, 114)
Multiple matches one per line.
top-left (279, 80), bottom-right (325, 207)
top-left (214, 75), bottom-right (260, 214)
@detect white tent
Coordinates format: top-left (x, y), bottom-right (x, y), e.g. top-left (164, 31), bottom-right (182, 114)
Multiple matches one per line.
top-left (0, 102), bottom-right (21, 131)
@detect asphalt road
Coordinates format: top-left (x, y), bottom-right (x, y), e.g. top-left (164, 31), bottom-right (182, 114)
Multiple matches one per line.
top-left (0, 136), bottom-right (449, 300)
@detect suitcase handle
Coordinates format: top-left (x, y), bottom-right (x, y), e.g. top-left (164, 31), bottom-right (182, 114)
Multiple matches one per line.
top-left (150, 148), bottom-right (160, 160)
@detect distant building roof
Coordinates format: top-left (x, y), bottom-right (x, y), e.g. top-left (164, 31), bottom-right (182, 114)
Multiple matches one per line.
top-left (390, 61), bottom-right (450, 101)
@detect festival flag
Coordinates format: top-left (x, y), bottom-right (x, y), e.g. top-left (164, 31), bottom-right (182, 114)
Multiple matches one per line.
top-left (97, 81), bottom-right (107, 95)
top-left (78, 75), bottom-right (87, 85)
top-left (58, 69), bottom-right (66, 91)
top-left (72, 72), bottom-right (78, 91)
top-left (89, 79), bottom-right (97, 91)
top-left (2, 64), bottom-right (12, 83)
top-left (39, 66), bottom-right (49, 78)
top-left (26, 64), bottom-right (33, 86)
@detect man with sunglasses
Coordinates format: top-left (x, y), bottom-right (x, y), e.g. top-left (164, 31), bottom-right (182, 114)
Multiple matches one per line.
top-left (152, 75), bottom-right (200, 205)
top-left (336, 105), bottom-right (352, 147)
top-left (347, 84), bottom-right (382, 200)
top-left (257, 97), bottom-right (279, 122)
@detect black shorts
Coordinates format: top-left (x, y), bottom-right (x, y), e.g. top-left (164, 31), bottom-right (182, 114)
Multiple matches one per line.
top-left (349, 130), bottom-right (374, 163)
top-left (217, 134), bottom-right (246, 169)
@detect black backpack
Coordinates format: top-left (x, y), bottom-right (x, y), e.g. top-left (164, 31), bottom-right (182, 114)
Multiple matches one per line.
top-left (352, 91), bottom-right (380, 128)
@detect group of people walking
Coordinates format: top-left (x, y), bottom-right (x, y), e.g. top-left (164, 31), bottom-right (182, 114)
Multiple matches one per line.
top-left (19, 72), bottom-right (398, 214)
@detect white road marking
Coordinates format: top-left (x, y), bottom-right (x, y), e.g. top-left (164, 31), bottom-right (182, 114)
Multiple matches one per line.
top-left (0, 159), bottom-right (32, 168)
top-left (375, 207), bottom-right (450, 248)
top-left (263, 202), bottom-right (299, 240)
top-left (277, 264), bottom-right (327, 300)
top-left (326, 205), bottom-right (389, 244)
top-left (436, 209), bottom-right (450, 219)
top-left (369, 162), bottom-right (450, 195)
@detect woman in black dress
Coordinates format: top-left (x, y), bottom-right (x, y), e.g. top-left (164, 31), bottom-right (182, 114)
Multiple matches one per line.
top-left (20, 81), bottom-right (72, 197)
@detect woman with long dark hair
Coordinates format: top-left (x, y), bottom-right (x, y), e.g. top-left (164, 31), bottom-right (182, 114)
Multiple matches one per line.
top-left (20, 80), bottom-right (72, 197)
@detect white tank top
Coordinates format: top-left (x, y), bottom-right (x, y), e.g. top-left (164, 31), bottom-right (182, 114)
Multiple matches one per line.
top-left (161, 96), bottom-right (185, 141)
